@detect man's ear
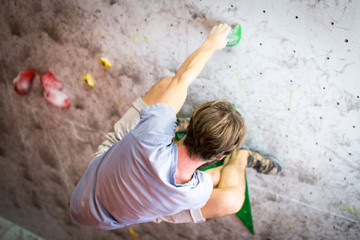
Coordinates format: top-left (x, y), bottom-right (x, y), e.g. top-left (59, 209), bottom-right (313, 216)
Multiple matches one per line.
top-left (215, 155), bottom-right (226, 160)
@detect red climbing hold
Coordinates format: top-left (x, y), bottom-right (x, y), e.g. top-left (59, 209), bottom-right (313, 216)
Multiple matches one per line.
top-left (40, 71), bottom-right (64, 91)
top-left (13, 69), bottom-right (36, 96)
top-left (40, 71), bottom-right (70, 108)
top-left (44, 89), bottom-right (71, 108)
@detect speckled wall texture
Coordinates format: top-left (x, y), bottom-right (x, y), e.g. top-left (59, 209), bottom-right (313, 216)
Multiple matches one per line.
top-left (0, 0), bottom-right (359, 239)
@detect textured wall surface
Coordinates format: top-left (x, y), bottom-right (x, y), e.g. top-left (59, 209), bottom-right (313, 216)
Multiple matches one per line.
top-left (0, 0), bottom-right (359, 239)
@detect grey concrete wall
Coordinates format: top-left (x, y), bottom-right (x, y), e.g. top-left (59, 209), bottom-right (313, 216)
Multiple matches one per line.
top-left (0, 0), bottom-right (359, 239)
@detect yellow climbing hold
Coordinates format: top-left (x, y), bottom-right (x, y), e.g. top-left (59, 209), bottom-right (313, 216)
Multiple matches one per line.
top-left (84, 73), bottom-right (95, 87)
top-left (99, 57), bottom-right (112, 68)
top-left (118, 98), bottom-right (123, 106)
top-left (128, 228), bottom-right (139, 237)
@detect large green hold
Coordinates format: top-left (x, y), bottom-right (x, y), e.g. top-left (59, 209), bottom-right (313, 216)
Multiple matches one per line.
top-left (226, 24), bottom-right (242, 47)
top-left (236, 172), bottom-right (254, 234)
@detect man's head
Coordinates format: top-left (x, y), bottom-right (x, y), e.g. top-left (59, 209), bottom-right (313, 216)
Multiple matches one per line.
top-left (183, 100), bottom-right (246, 161)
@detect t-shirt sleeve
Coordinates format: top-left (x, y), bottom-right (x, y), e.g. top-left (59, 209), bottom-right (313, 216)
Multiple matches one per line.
top-left (191, 171), bottom-right (213, 209)
top-left (130, 103), bottom-right (177, 145)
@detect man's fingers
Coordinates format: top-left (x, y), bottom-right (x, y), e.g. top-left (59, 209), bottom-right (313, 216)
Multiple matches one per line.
top-left (222, 24), bottom-right (231, 35)
top-left (217, 23), bottom-right (230, 31)
top-left (212, 24), bottom-right (231, 37)
top-left (212, 23), bottom-right (230, 32)
top-left (207, 23), bottom-right (232, 50)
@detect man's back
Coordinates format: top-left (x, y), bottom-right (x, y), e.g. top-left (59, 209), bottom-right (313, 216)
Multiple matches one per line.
top-left (70, 103), bottom-right (212, 229)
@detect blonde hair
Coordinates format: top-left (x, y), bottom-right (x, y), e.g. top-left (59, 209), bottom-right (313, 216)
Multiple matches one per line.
top-left (183, 100), bottom-right (246, 160)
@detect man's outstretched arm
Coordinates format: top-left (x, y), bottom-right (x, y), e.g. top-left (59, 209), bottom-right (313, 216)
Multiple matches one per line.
top-left (142, 24), bottom-right (231, 113)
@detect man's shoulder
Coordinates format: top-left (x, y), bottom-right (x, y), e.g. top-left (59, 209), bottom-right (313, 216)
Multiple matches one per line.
top-left (131, 103), bottom-right (177, 144)
top-left (140, 103), bottom-right (176, 115)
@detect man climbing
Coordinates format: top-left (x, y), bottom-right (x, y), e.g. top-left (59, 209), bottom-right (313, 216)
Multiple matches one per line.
top-left (70, 24), bottom-right (282, 229)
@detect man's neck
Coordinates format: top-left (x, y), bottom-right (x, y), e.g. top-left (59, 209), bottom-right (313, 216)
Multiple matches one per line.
top-left (175, 138), bottom-right (205, 185)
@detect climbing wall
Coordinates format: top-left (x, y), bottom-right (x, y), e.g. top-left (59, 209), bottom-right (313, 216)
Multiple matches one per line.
top-left (0, 0), bottom-right (359, 239)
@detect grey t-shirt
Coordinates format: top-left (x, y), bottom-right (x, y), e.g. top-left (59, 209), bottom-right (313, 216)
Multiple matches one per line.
top-left (70, 103), bottom-right (213, 229)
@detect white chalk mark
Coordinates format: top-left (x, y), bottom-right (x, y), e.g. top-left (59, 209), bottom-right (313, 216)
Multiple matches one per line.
top-left (250, 185), bottom-right (359, 223)
top-left (181, 0), bottom-right (189, 56)
top-left (4, 74), bottom-right (15, 105)
top-left (64, 119), bottom-right (106, 135)
top-left (334, 62), bottom-right (355, 75)
top-left (3, 69), bottom-right (26, 144)
top-left (65, 120), bottom-right (88, 142)
top-left (21, 103), bottom-right (106, 135)
top-left (47, 132), bottom-right (73, 190)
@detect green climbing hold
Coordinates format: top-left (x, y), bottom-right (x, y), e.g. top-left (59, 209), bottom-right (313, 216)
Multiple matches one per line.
top-left (236, 172), bottom-right (254, 234)
top-left (226, 24), bottom-right (242, 47)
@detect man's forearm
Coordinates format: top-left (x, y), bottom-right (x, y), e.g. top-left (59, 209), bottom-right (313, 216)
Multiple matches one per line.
top-left (141, 24), bottom-right (230, 113)
top-left (173, 40), bottom-right (216, 86)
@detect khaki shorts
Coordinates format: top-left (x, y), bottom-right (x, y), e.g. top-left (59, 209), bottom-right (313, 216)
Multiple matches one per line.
top-left (94, 97), bottom-right (206, 224)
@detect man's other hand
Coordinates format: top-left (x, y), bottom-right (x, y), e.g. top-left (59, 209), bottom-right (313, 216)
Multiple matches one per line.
top-left (206, 24), bottom-right (231, 50)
